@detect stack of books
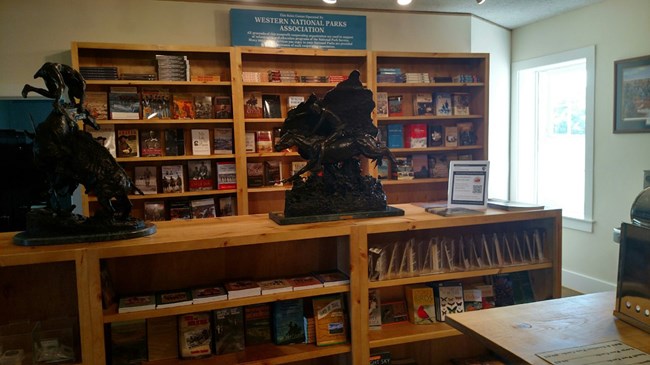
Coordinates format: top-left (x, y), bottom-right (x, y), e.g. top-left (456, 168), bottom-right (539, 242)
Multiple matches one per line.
top-left (242, 71), bottom-right (265, 82)
top-left (79, 66), bottom-right (118, 80)
top-left (156, 54), bottom-right (189, 81)
top-left (267, 69), bottom-right (297, 83)
top-left (403, 72), bottom-right (430, 83)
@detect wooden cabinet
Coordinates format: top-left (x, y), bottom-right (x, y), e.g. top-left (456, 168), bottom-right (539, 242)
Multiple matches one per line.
top-left (71, 43), bottom-right (489, 218)
top-left (0, 206), bottom-right (561, 365)
top-left (372, 52), bottom-right (489, 203)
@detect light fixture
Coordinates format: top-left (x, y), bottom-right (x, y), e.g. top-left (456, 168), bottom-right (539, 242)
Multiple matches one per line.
top-left (397, 0), bottom-right (412, 5)
top-left (476, 0), bottom-right (486, 4)
top-left (323, 0), bottom-right (336, 4)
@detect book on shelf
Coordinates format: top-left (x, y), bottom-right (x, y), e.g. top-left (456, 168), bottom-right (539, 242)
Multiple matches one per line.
top-left (161, 165), bottom-right (184, 193)
top-left (164, 128), bottom-right (185, 156)
top-left (257, 278), bottom-right (293, 295)
top-left (487, 199), bottom-right (544, 211)
top-left (213, 96), bottom-right (233, 119)
top-left (428, 124), bottom-right (444, 147)
top-left (404, 285), bottom-right (436, 325)
top-left (187, 160), bottom-right (213, 191)
top-left (444, 126), bottom-right (458, 147)
top-left (190, 197), bottom-right (217, 219)
top-left (291, 161), bottom-right (309, 181)
top-left (386, 124), bottom-right (404, 148)
top-left (83, 91), bottom-right (108, 120)
top-left (312, 294), bottom-right (347, 346)
top-left (313, 270), bottom-right (350, 287)
top-left (463, 289), bottom-right (483, 311)
top-left (273, 126), bottom-right (283, 148)
top-left (247, 162), bottom-right (264, 188)
top-left (303, 311), bottom-right (316, 344)
top-left (171, 93), bottom-right (195, 119)
top-left (404, 123), bottom-right (427, 148)
top-left (141, 88), bottom-right (171, 119)
top-left (432, 281), bottom-right (464, 321)
top-left (109, 86), bottom-right (140, 120)
top-left (434, 92), bottom-right (452, 116)
top-left (395, 156), bottom-right (414, 180)
top-left (134, 166), bottom-right (157, 194)
top-left (376, 92), bottom-right (388, 118)
top-left (272, 299), bottom-right (305, 345)
top-left (213, 127), bottom-right (233, 154)
top-left (116, 129), bottom-right (139, 158)
top-left (369, 289), bottom-right (382, 329)
top-left (262, 94), bottom-right (282, 118)
top-left (380, 300), bottom-right (409, 325)
top-left (288, 275), bottom-right (324, 291)
top-left (178, 312), bottom-right (212, 359)
top-left (190, 129), bottom-right (211, 156)
top-left (140, 129), bottom-right (163, 157)
top-left (193, 95), bottom-right (213, 119)
top-left (146, 316), bottom-right (178, 361)
top-left (255, 130), bottom-right (274, 153)
top-left (244, 91), bottom-right (263, 119)
top-left (377, 158), bottom-right (390, 180)
top-left (155, 289), bottom-right (193, 309)
top-left (118, 295), bottom-right (156, 313)
top-left (264, 160), bottom-right (282, 186)
top-left (213, 307), bottom-right (245, 354)
top-left (413, 93), bottom-right (434, 116)
top-left (491, 274), bottom-right (515, 307)
top-left (191, 285), bottom-right (227, 304)
top-left (452, 92), bottom-right (470, 116)
top-left (245, 132), bottom-right (256, 153)
top-left (287, 95), bottom-right (305, 111)
top-left (370, 352), bottom-right (392, 365)
top-left (217, 161), bottom-right (237, 190)
top-left (244, 303), bottom-right (272, 346)
top-left (218, 195), bottom-right (237, 216)
top-left (169, 200), bottom-right (191, 220)
top-left (412, 154), bottom-right (429, 179)
top-left (377, 125), bottom-right (388, 148)
top-left (457, 121), bottom-right (477, 146)
top-left (429, 153), bottom-right (450, 178)
top-left (143, 201), bottom-right (165, 222)
top-left (87, 124), bottom-right (116, 157)
top-left (509, 271), bottom-right (535, 304)
top-left (111, 320), bottom-right (147, 364)
top-left (224, 279), bottom-right (261, 299)
top-left (388, 95), bottom-right (403, 117)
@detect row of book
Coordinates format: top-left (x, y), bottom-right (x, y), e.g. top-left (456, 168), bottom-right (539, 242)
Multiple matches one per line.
top-left (377, 68), bottom-right (481, 84)
top-left (368, 229), bottom-right (547, 282)
top-left (369, 272), bottom-right (535, 330)
top-left (143, 196), bottom-right (236, 222)
top-left (84, 88), bottom-right (233, 121)
top-left (379, 121), bottom-right (477, 149)
top-left (129, 160), bottom-right (236, 196)
top-left (370, 352), bottom-right (503, 365)
top-left (378, 152), bottom-right (472, 180)
top-left (243, 92), bottom-right (305, 119)
top-left (111, 294), bottom-right (348, 363)
top-left (241, 70), bottom-right (348, 84)
top-left (117, 271), bottom-right (350, 313)
top-left (377, 92), bottom-right (471, 118)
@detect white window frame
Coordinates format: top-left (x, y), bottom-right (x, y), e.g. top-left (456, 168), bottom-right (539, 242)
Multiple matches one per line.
top-left (510, 46), bottom-right (595, 232)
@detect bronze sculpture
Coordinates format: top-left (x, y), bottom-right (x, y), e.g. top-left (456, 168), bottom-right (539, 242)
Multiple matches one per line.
top-left (272, 70), bottom-right (402, 223)
top-left (15, 63), bottom-right (154, 245)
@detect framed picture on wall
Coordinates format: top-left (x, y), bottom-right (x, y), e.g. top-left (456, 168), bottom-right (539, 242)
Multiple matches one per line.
top-left (613, 54), bottom-right (650, 133)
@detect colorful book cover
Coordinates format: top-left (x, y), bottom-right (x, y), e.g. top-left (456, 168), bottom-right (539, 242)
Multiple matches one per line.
top-left (84, 91), bottom-right (108, 120)
top-left (247, 162), bottom-right (264, 188)
top-left (387, 124), bottom-right (404, 148)
top-left (141, 88), bottom-right (171, 119)
top-left (244, 91), bottom-right (263, 119)
top-left (405, 123), bottom-right (427, 148)
top-left (272, 299), bottom-right (305, 345)
top-left (312, 294), bottom-right (347, 346)
top-left (376, 92), bottom-right (388, 118)
top-left (388, 95), bottom-right (403, 116)
top-left (217, 161), bottom-right (237, 190)
top-left (432, 281), bottom-right (464, 321)
top-left (380, 300), bottom-right (409, 325)
top-left (213, 306), bottom-right (245, 354)
top-left (255, 130), bottom-right (274, 153)
top-left (258, 278), bottom-right (293, 295)
top-left (191, 286), bottom-right (227, 304)
top-left (87, 124), bottom-right (116, 157)
top-left (116, 129), bottom-right (139, 157)
top-left (172, 93), bottom-right (196, 119)
top-left (169, 200), bottom-right (191, 220)
top-left (404, 285), bottom-right (436, 324)
top-left (194, 95), bottom-right (213, 119)
top-left (435, 92), bottom-right (452, 116)
top-left (413, 93), bottom-right (434, 116)
top-left (244, 303), bottom-right (272, 346)
top-left (213, 127), bottom-right (233, 154)
top-left (190, 197), bottom-right (216, 219)
top-left (190, 129), bottom-right (211, 156)
top-left (444, 126), bottom-right (458, 147)
top-left (155, 289), bottom-right (193, 309)
top-left (161, 165), bottom-right (184, 193)
top-left (178, 312), bottom-right (212, 359)
top-left (452, 92), bottom-right (470, 115)
top-left (134, 166), bottom-right (157, 194)
top-left (109, 86), bottom-right (140, 120)
top-left (140, 129), bottom-right (163, 157)
top-left (187, 160), bottom-right (213, 191)
top-left (214, 96), bottom-right (233, 119)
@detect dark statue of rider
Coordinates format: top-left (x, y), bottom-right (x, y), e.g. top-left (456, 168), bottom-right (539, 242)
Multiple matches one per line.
top-left (15, 62), bottom-right (154, 245)
top-left (273, 70), bottom-right (401, 222)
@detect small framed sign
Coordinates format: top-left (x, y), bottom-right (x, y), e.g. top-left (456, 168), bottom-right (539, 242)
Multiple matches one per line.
top-left (613, 55), bottom-right (650, 133)
top-left (447, 160), bottom-right (489, 209)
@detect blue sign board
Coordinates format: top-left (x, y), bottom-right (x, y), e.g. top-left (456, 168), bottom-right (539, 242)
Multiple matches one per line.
top-left (230, 9), bottom-right (366, 50)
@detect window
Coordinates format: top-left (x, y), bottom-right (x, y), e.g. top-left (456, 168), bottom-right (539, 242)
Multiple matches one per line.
top-left (510, 46), bottom-right (595, 231)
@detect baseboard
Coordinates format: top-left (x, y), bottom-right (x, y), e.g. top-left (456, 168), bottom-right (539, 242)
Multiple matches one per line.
top-left (562, 269), bottom-right (616, 293)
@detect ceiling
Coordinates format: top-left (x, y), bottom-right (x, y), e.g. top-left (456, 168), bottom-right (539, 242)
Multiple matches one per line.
top-left (215, 0), bottom-right (605, 29)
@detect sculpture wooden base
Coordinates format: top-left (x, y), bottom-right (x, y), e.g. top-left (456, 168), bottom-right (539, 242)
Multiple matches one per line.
top-left (269, 206), bottom-right (404, 225)
top-left (13, 223), bottom-right (157, 246)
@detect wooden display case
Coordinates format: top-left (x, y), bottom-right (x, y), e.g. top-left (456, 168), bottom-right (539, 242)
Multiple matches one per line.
top-left (0, 205), bottom-right (561, 364)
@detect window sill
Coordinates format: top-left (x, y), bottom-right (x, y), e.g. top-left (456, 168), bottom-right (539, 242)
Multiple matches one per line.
top-left (563, 216), bottom-right (594, 233)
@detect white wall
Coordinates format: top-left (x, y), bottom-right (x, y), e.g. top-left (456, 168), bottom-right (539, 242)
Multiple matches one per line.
top-left (512, 0), bottom-right (650, 293)
top-left (0, 0), bottom-right (474, 97)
